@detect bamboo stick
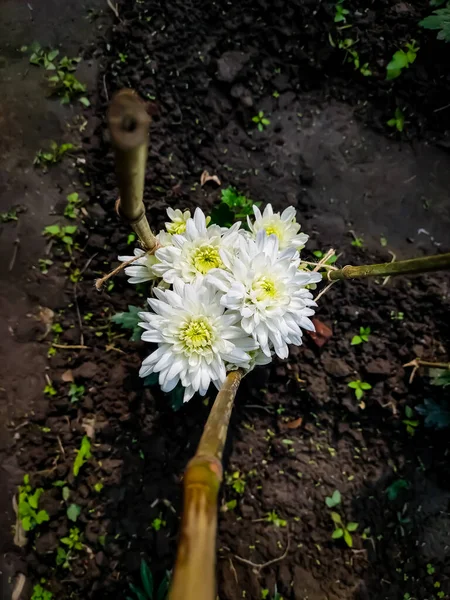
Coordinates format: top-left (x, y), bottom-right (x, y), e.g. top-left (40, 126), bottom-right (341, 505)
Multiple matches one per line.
top-left (107, 89), bottom-right (157, 250)
top-left (169, 370), bottom-right (243, 600)
top-left (328, 252), bottom-right (450, 281)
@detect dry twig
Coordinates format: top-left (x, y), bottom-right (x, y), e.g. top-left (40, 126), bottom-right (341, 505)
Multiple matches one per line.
top-left (232, 533), bottom-right (290, 573)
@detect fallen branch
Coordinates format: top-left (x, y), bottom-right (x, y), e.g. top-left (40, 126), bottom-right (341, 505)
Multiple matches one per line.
top-left (232, 532), bottom-right (290, 573)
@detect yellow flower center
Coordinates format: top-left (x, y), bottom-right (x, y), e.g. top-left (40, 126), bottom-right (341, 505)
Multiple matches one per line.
top-left (253, 276), bottom-right (278, 301)
top-left (191, 245), bottom-right (223, 274)
top-left (179, 317), bottom-right (213, 351)
top-left (166, 221), bottom-right (187, 235)
top-left (265, 224), bottom-right (282, 237)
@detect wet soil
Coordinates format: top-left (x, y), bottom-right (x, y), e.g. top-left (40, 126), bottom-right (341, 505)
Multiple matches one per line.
top-left (1, 0), bottom-right (450, 599)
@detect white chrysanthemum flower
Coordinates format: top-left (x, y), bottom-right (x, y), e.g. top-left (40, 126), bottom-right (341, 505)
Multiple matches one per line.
top-left (118, 231), bottom-right (172, 284)
top-left (208, 231), bottom-right (321, 359)
top-left (138, 278), bottom-right (257, 402)
top-left (165, 207), bottom-right (191, 235)
top-left (248, 204), bottom-right (308, 250)
top-left (153, 207), bottom-right (242, 284)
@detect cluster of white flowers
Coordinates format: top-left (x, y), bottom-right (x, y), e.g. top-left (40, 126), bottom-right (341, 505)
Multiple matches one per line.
top-left (119, 204), bottom-right (321, 402)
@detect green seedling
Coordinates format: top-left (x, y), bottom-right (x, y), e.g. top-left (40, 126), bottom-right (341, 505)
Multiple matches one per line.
top-left (44, 383), bottom-right (57, 396)
top-left (210, 186), bottom-right (261, 229)
top-left (380, 235), bottom-right (388, 247)
top-left (427, 563), bottom-right (435, 575)
top-left (64, 192), bottom-right (82, 219)
top-left (334, 0), bottom-right (350, 23)
top-left (94, 482), bottom-right (104, 493)
top-left (57, 527), bottom-right (83, 569)
top-left (325, 490), bottom-right (341, 508)
top-left (351, 235), bottom-right (364, 247)
top-left (43, 224), bottom-right (77, 253)
top-left (127, 232), bottom-right (137, 245)
top-left (69, 267), bottom-right (82, 283)
top-left (390, 310), bottom-right (404, 320)
top-left (34, 142), bottom-right (75, 169)
top-left (265, 510), bottom-right (287, 527)
top-left (386, 41), bottom-right (419, 80)
top-left (387, 107), bottom-right (405, 132)
top-left (38, 259), bottom-right (53, 274)
top-left (47, 70), bottom-right (89, 106)
top-left (420, 5), bottom-right (450, 42)
top-left (111, 305), bottom-right (143, 342)
top-left (348, 380), bottom-right (372, 400)
top-left (351, 326), bottom-right (371, 345)
top-left (51, 323), bottom-right (63, 333)
top-left (18, 475), bottom-right (50, 531)
top-left (0, 208), bottom-right (19, 222)
top-left (119, 52), bottom-right (128, 62)
top-left (31, 583), bottom-right (53, 600)
top-left (73, 436), bottom-right (92, 477)
top-left (330, 512), bottom-right (358, 547)
top-left (226, 471), bottom-right (246, 494)
top-left (252, 111), bottom-right (271, 131)
top-left (332, 37), bottom-right (372, 76)
top-left (403, 405), bottom-right (419, 436)
top-left (261, 585), bottom-right (283, 600)
top-left (386, 479), bottom-right (409, 501)
top-left (151, 514), bottom-right (166, 531)
top-left (313, 250), bottom-right (338, 265)
top-left (127, 559), bottom-right (170, 600)
top-left (68, 383), bottom-right (85, 403)
top-left (272, 90), bottom-right (280, 98)
top-left (25, 43), bottom-right (60, 70)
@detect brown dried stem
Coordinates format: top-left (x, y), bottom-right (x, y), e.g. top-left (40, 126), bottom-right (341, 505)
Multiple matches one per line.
top-left (169, 370), bottom-right (243, 600)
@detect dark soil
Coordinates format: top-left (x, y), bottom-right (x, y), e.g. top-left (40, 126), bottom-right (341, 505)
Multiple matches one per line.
top-left (3, 0), bottom-right (450, 599)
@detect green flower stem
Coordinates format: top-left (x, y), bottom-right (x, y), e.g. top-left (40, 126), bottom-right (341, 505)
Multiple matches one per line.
top-left (108, 89), bottom-right (158, 251)
top-left (328, 252), bottom-right (450, 281)
top-left (169, 370), bottom-right (243, 600)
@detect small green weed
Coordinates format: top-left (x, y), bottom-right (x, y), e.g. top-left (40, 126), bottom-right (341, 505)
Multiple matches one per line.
top-left (73, 436), bottom-right (92, 477)
top-left (385, 479), bottom-right (409, 501)
top-left (330, 37), bottom-right (372, 76)
top-left (67, 503), bottom-right (81, 522)
top-left (226, 471), bottom-right (246, 495)
top-left (351, 235), bottom-right (364, 248)
top-left (312, 250), bottom-right (338, 265)
top-left (48, 70), bottom-right (89, 106)
top-left (38, 258), bottom-right (53, 274)
top-left (210, 186), bottom-right (260, 229)
top-left (348, 380), bottom-right (372, 400)
top-left (420, 5), bottom-right (450, 43)
top-left (44, 382), bottom-right (57, 396)
top-left (68, 383), bottom-right (85, 403)
top-left (330, 512), bottom-right (358, 547)
top-left (252, 111), bottom-right (271, 131)
top-left (151, 515), bottom-right (166, 531)
top-left (334, 0), bottom-right (350, 23)
top-left (386, 41), bottom-right (419, 80)
top-left (64, 192), bottom-right (82, 219)
top-left (43, 224), bottom-right (77, 253)
top-left (403, 405), bottom-right (420, 435)
top-left (119, 52), bottom-right (128, 63)
top-left (34, 142), bottom-right (75, 169)
top-left (0, 208), bottom-right (19, 222)
top-left (127, 232), bottom-right (137, 245)
top-left (390, 310), bottom-right (404, 320)
top-left (25, 43), bottom-right (60, 70)
top-left (351, 326), bottom-right (371, 345)
top-left (427, 563), bottom-right (435, 575)
top-left (127, 559), bottom-right (170, 600)
top-left (325, 490), bottom-right (341, 508)
top-left (265, 510), bottom-right (287, 527)
top-left (57, 527), bottom-right (83, 569)
top-left (18, 475), bottom-right (50, 531)
top-left (261, 585), bottom-right (283, 600)
top-left (31, 583), bottom-right (53, 600)
top-left (387, 107), bottom-right (405, 132)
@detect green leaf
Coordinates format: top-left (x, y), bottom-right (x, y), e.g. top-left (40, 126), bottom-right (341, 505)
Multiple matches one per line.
top-left (43, 225), bottom-right (60, 236)
top-left (60, 536), bottom-right (71, 546)
top-left (386, 479), bottom-right (409, 501)
top-left (325, 490), bottom-right (341, 508)
top-left (21, 516), bottom-right (32, 531)
top-left (332, 528), bottom-right (344, 539)
top-left (405, 405), bottom-right (413, 419)
top-left (73, 435), bottom-right (92, 477)
top-left (79, 96), bottom-right (90, 107)
top-left (386, 68), bottom-right (401, 81)
top-left (347, 381), bottom-right (359, 389)
top-left (355, 388), bottom-right (363, 400)
top-left (351, 335), bottom-right (362, 345)
top-left (48, 49), bottom-right (59, 61)
top-left (128, 583), bottom-right (147, 600)
top-left (387, 50), bottom-right (408, 71)
top-left (347, 522), bottom-right (359, 532)
top-left (35, 510), bottom-right (50, 524)
top-left (343, 529), bottom-right (353, 547)
top-left (170, 383), bottom-right (185, 411)
top-left (209, 202), bottom-right (234, 228)
top-left (28, 489), bottom-right (42, 509)
top-left (62, 486), bottom-right (70, 501)
top-left (67, 504), bottom-right (81, 522)
top-left (330, 512), bottom-right (342, 525)
top-left (360, 382), bottom-right (372, 390)
top-left (140, 559), bottom-right (154, 599)
top-left (143, 373), bottom-right (159, 387)
top-left (157, 575), bottom-right (170, 600)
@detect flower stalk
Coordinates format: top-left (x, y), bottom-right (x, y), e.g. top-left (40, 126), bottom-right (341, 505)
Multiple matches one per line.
top-left (169, 369), bottom-right (243, 600)
top-left (328, 252), bottom-right (450, 281)
top-left (108, 89), bottom-right (157, 251)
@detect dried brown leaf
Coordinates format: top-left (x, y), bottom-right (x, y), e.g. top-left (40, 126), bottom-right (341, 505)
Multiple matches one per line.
top-left (200, 170), bottom-right (221, 187)
top-left (12, 496), bottom-right (27, 548)
top-left (62, 369), bottom-right (74, 383)
top-left (11, 573), bottom-right (26, 600)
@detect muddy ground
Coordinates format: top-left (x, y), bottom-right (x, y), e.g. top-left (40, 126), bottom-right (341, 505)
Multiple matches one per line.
top-left (1, 1), bottom-right (450, 599)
